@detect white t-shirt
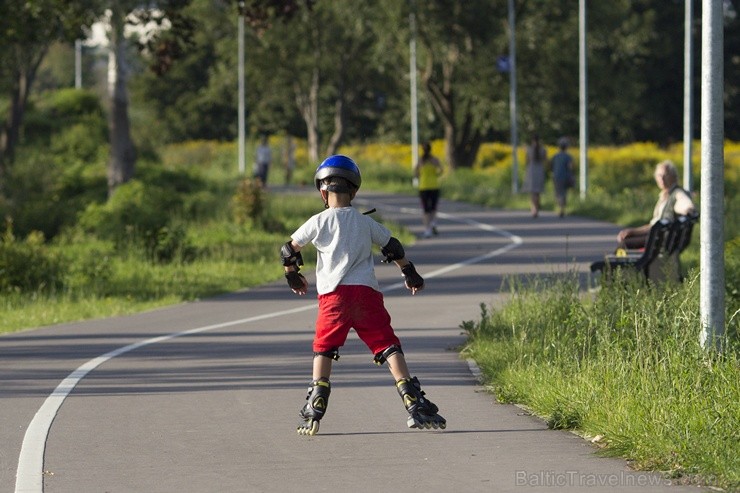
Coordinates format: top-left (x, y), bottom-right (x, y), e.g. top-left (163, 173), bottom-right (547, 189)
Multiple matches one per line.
top-left (291, 207), bottom-right (392, 295)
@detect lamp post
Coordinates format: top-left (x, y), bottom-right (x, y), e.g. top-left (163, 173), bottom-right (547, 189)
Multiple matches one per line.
top-left (683, 0), bottom-right (694, 193)
top-left (409, 0), bottom-right (419, 170)
top-left (75, 39), bottom-right (82, 89)
top-left (578, 0), bottom-right (588, 200)
top-left (237, 1), bottom-right (246, 175)
top-left (508, 0), bottom-right (518, 193)
top-left (699, 0), bottom-right (725, 351)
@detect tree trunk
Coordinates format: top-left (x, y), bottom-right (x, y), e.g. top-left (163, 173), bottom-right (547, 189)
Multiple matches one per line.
top-left (0, 47), bottom-right (45, 181)
top-left (425, 78), bottom-right (482, 169)
top-left (325, 94), bottom-right (345, 157)
top-left (295, 66), bottom-right (320, 164)
top-left (107, 7), bottom-right (136, 197)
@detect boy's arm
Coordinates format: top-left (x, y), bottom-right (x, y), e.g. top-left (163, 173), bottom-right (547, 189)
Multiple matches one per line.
top-left (381, 237), bottom-right (424, 295)
top-left (281, 240), bottom-right (308, 295)
top-left (395, 258), bottom-right (424, 295)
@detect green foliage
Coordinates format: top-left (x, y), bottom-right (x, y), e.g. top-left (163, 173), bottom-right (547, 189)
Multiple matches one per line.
top-left (2, 88), bottom-right (108, 238)
top-left (0, 223), bottom-right (62, 293)
top-left (79, 180), bottom-right (174, 240)
top-left (77, 179), bottom-right (199, 263)
top-left (231, 178), bottom-right (265, 225)
top-left (727, 237), bottom-right (740, 308)
top-left (23, 89), bottom-right (105, 145)
top-left (58, 238), bottom-right (115, 292)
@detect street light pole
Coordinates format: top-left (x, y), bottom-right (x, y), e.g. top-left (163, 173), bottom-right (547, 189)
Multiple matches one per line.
top-left (578, 0), bottom-right (588, 200)
top-left (699, 0), bottom-right (725, 351)
top-left (409, 0), bottom-right (419, 170)
top-left (683, 0), bottom-right (694, 193)
top-left (75, 39), bottom-right (82, 89)
top-left (237, 1), bottom-right (246, 175)
top-left (508, 0), bottom-right (519, 194)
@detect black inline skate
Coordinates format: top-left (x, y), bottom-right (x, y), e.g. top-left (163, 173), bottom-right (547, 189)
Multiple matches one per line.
top-left (297, 378), bottom-right (331, 436)
top-left (396, 376), bottom-right (446, 430)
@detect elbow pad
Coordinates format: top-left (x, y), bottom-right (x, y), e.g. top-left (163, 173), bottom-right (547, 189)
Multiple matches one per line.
top-left (381, 237), bottom-right (405, 263)
top-left (281, 241), bottom-right (303, 269)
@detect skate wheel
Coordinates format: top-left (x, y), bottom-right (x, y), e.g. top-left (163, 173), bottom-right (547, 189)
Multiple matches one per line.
top-left (297, 419), bottom-right (320, 436)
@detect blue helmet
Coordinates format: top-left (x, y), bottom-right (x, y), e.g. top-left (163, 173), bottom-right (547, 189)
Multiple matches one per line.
top-left (314, 155), bottom-right (362, 191)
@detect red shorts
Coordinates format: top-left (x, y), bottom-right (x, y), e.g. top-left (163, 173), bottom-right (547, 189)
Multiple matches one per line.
top-left (314, 285), bottom-right (400, 355)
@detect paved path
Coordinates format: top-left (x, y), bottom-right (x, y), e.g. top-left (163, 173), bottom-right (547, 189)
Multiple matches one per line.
top-left (1, 192), bottom-right (702, 492)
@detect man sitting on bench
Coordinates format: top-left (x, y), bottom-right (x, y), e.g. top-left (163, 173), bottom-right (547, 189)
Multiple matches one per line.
top-left (616, 160), bottom-right (695, 250)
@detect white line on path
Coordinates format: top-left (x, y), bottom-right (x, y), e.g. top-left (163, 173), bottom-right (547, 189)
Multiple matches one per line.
top-left (15, 202), bottom-right (522, 493)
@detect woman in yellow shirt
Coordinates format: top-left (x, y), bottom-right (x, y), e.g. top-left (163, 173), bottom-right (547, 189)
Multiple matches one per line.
top-left (413, 142), bottom-right (444, 238)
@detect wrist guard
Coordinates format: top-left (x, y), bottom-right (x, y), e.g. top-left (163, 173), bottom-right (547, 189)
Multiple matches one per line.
top-left (281, 241), bottom-right (303, 270)
top-left (285, 271), bottom-right (306, 290)
top-left (381, 237), bottom-right (405, 263)
top-left (401, 262), bottom-right (424, 289)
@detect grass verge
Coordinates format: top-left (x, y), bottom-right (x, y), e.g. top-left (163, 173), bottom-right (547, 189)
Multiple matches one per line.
top-left (461, 271), bottom-right (739, 490)
top-left (0, 190), bottom-right (412, 334)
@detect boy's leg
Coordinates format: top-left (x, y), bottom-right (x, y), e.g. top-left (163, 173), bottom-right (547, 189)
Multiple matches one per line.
top-left (384, 352), bottom-right (446, 430)
top-left (297, 356), bottom-right (334, 436)
top-left (312, 354), bottom-right (333, 380)
top-left (354, 288), bottom-right (445, 430)
top-left (297, 289), bottom-right (352, 435)
top-left (385, 352), bottom-right (411, 381)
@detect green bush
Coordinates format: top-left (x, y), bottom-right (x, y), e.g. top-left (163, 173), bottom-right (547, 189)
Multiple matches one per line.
top-left (45, 88), bottom-right (104, 119)
top-left (148, 224), bottom-right (198, 264)
top-left (231, 178), bottom-right (265, 225)
top-left (5, 89), bottom-right (108, 239)
top-left (62, 246), bottom-right (114, 292)
top-left (0, 226), bottom-right (63, 293)
top-left (50, 118), bottom-right (108, 166)
top-left (78, 180), bottom-right (183, 255)
top-left (23, 89), bottom-right (104, 145)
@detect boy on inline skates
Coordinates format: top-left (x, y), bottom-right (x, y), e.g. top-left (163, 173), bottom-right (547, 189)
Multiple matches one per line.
top-left (281, 155), bottom-right (446, 436)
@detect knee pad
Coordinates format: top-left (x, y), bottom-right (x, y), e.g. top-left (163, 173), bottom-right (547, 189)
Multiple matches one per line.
top-left (314, 348), bottom-right (340, 361)
top-left (373, 344), bottom-right (403, 366)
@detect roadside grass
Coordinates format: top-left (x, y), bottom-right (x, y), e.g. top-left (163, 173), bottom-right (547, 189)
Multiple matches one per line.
top-left (0, 192), bottom-right (411, 334)
top-left (461, 272), bottom-right (740, 490)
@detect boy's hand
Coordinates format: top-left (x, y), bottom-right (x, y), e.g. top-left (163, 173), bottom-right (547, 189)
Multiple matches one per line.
top-left (401, 262), bottom-right (424, 295)
top-left (285, 271), bottom-right (308, 295)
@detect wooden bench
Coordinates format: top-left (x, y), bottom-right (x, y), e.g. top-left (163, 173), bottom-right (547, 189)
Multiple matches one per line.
top-left (590, 212), bottom-right (699, 284)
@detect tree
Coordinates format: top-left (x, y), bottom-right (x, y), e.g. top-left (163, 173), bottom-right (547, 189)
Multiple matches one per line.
top-left (106, 2), bottom-right (137, 194)
top-left (373, 0), bottom-right (508, 169)
top-left (105, 0), bottom-right (198, 195)
top-left (131, 0), bottom-right (317, 145)
top-left (0, 0), bottom-right (100, 180)
top-left (251, 0), bottom-right (392, 161)
top-left (132, 0), bottom-right (238, 142)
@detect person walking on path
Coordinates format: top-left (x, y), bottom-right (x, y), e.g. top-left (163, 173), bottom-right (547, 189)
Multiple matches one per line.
top-left (253, 134), bottom-right (272, 187)
top-left (280, 155), bottom-right (447, 436)
top-left (283, 135), bottom-right (296, 185)
top-left (524, 133), bottom-right (547, 218)
top-left (550, 137), bottom-right (575, 218)
top-left (413, 141), bottom-right (444, 238)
